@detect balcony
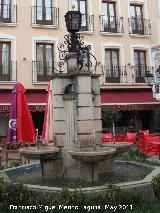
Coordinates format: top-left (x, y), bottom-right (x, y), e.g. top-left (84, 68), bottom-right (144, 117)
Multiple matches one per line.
top-left (128, 18), bottom-right (151, 35)
top-left (100, 15), bottom-right (124, 34)
top-left (132, 66), bottom-right (154, 83)
top-left (0, 61), bottom-right (17, 82)
top-left (0, 4), bottom-right (17, 24)
top-left (32, 61), bottom-right (55, 82)
top-left (101, 66), bottom-right (127, 84)
top-left (80, 14), bottom-right (94, 32)
top-left (32, 6), bottom-right (59, 27)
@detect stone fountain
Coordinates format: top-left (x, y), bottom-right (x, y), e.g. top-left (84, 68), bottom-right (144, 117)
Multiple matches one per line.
top-left (19, 10), bottom-right (117, 182)
top-left (9, 12), bottom-right (160, 196)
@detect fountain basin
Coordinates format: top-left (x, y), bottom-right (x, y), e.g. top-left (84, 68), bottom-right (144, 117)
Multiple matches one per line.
top-left (68, 147), bottom-right (116, 181)
top-left (2, 161), bottom-right (159, 198)
top-left (101, 142), bottom-right (133, 154)
top-left (68, 147), bottom-right (116, 163)
top-left (19, 146), bottom-right (60, 160)
top-left (19, 146), bottom-right (61, 178)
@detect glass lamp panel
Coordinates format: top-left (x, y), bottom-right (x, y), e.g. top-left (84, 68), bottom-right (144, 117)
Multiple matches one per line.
top-left (71, 13), bottom-right (79, 30)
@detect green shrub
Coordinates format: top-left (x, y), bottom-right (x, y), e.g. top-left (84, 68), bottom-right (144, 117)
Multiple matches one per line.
top-left (102, 108), bottom-right (121, 128)
top-left (117, 148), bottom-right (148, 163)
top-left (0, 179), bottom-right (158, 213)
top-left (152, 175), bottom-right (160, 199)
top-left (9, 161), bottom-right (22, 168)
top-left (0, 165), bottom-right (4, 170)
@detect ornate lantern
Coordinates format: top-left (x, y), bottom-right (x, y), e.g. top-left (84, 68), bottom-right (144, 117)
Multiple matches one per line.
top-left (65, 11), bottom-right (82, 33)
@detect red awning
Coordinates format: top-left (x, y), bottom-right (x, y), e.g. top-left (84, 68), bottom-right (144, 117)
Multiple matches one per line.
top-left (101, 90), bottom-right (160, 111)
top-left (0, 91), bottom-right (46, 113)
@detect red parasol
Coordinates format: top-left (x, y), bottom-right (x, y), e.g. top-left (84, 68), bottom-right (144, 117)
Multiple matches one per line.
top-left (16, 83), bottom-right (36, 143)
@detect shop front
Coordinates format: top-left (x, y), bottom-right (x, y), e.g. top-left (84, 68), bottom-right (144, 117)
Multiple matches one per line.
top-left (0, 90), bottom-right (46, 137)
top-left (101, 89), bottom-right (160, 133)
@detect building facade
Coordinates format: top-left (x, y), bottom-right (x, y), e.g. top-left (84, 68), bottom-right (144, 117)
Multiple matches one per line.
top-left (0, 0), bottom-right (159, 136)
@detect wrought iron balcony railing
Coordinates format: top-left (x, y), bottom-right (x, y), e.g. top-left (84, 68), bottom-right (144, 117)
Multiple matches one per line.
top-left (0, 4), bottom-right (17, 24)
top-left (0, 60), bottom-right (17, 81)
top-left (132, 66), bottom-right (154, 83)
top-left (80, 14), bottom-right (94, 32)
top-left (101, 65), bottom-right (127, 84)
top-left (32, 6), bottom-right (59, 26)
top-left (32, 61), bottom-right (55, 82)
top-left (100, 15), bottom-right (124, 33)
top-left (128, 18), bottom-right (151, 35)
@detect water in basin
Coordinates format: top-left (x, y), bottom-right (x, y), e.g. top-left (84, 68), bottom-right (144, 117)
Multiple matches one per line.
top-left (6, 161), bottom-right (154, 189)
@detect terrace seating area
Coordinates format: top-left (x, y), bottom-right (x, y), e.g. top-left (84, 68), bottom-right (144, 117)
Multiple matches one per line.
top-left (0, 135), bottom-right (47, 166)
top-left (102, 130), bottom-right (160, 157)
top-left (0, 137), bottom-right (22, 166)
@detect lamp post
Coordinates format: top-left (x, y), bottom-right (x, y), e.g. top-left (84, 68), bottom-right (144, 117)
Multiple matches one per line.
top-left (57, 10), bottom-right (97, 73)
top-left (65, 11), bottom-right (82, 52)
top-left (64, 11), bottom-right (84, 71)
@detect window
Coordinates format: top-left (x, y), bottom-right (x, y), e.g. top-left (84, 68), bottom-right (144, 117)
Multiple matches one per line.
top-left (75, 0), bottom-right (88, 30)
top-left (134, 50), bottom-right (146, 83)
top-left (0, 42), bottom-right (11, 81)
top-left (101, 1), bottom-right (116, 32)
top-left (0, 0), bottom-right (11, 22)
top-left (36, 0), bottom-right (52, 24)
top-left (130, 5), bottom-right (144, 34)
top-left (36, 43), bottom-right (54, 81)
top-left (105, 49), bottom-right (120, 83)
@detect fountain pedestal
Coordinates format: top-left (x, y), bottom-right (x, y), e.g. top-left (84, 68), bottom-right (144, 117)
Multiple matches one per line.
top-left (51, 60), bottom-right (117, 181)
top-left (68, 147), bottom-right (116, 181)
top-left (19, 147), bottom-right (61, 178)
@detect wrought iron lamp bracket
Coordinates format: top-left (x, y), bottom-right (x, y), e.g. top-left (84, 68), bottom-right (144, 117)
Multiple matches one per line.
top-left (56, 33), bottom-right (97, 73)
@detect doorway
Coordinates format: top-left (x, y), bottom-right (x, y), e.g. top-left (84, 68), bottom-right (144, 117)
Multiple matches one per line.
top-left (31, 111), bottom-right (45, 135)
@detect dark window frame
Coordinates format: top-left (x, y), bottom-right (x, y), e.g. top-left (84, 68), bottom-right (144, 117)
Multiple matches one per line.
top-left (36, 0), bottom-right (53, 25)
top-left (130, 4), bottom-right (144, 34)
top-left (134, 50), bottom-right (147, 83)
top-left (102, 1), bottom-right (117, 33)
top-left (105, 48), bottom-right (120, 83)
top-left (36, 42), bottom-right (54, 81)
top-left (0, 0), bottom-right (11, 23)
top-left (76, 0), bottom-right (88, 31)
top-left (0, 42), bottom-right (11, 81)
